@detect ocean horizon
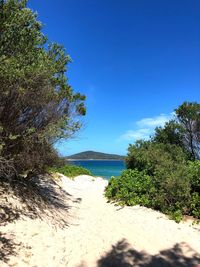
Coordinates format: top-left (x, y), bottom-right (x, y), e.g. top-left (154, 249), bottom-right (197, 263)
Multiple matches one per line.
top-left (69, 160), bottom-right (126, 179)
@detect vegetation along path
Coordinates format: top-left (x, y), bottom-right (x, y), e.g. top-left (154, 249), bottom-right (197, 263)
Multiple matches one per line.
top-left (58, 175), bottom-right (200, 266)
top-left (1, 175), bottom-right (200, 267)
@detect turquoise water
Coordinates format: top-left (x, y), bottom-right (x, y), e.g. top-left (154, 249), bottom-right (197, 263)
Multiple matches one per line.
top-left (70, 160), bottom-right (126, 179)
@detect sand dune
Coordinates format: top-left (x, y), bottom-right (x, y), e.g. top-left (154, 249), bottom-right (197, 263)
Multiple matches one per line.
top-left (0, 175), bottom-right (200, 266)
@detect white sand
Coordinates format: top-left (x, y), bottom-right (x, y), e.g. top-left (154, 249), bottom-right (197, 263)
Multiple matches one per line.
top-left (0, 175), bottom-right (200, 267)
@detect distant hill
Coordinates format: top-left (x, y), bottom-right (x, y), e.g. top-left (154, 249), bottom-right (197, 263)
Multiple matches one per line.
top-left (67, 151), bottom-right (125, 160)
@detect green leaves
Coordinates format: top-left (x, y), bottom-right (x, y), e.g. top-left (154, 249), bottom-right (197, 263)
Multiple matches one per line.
top-left (0, 0), bottom-right (86, 177)
top-left (188, 161), bottom-right (200, 193)
top-left (49, 164), bottom-right (93, 178)
top-left (175, 102), bottom-right (200, 159)
top-left (108, 129), bottom-right (199, 222)
top-left (105, 169), bottom-right (154, 207)
top-left (8, 134), bottom-right (20, 140)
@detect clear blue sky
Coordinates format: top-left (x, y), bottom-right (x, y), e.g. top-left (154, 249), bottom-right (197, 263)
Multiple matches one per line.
top-left (28, 0), bottom-right (200, 156)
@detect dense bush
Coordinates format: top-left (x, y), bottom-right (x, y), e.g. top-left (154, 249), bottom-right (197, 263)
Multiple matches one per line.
top-left (190, 192), bottom-right (200, 219)
top-left (105, 169), bottom-right (154, 206)
top-left (153, 120), bottom-right (185, 147)
top-left (106, 141), bottom-right (199, 222)
top-left (49, 164), bottom-right (93, 178)
top-left (153, 120), bottom-right (192, 160)
top-left (106, 156), bottom-right (191, 222)
top-left (188, 161), bottom-right (200, 193)
top-left (188, 161), bottom-right (200, 218)
top-left (150, 145), bottom-right (191, 213)
top-left (126, 141), bottom-right (188, 176)
top-left (0, 0), bottom-right (85, 179)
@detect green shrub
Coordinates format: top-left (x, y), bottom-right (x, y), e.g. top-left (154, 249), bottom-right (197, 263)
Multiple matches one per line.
top-left (125, 142), bottom-right (191, 212)
top-left (190, 192), bottom-right (200, 219)
top-left (117, 103), bottom-right (200, 222)
top-left (126, 141), bottom-right (188, 176)
top-left (0, 0), bottom-right (86, 179)
top-left (105, 167), bottom-right (190, 220)
top-left (187, 161), bottom-right (200, 219)
top-left (125, 140), bottom-right (153, 173)
top-left (49, 164), bottom-right (93, 178)
top-left (152, 158), bottom-right (191, 213)
top-left (169, 210), bottom-right (183, 223)
top-left (106, 143), bottom-right (193, 222)
top-left (105, 169), bottom-right (154, 207)
top-left (188, 161), bottom-right (200, 193)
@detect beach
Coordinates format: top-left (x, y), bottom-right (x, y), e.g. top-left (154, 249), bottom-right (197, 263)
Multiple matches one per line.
top-left (0, 174), bottom-right (200, 267)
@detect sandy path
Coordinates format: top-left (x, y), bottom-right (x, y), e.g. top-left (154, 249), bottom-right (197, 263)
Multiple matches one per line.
top-left (60, 175), bottom-right (200, 267)
top-left (1, 175), bottom-right (200, 267)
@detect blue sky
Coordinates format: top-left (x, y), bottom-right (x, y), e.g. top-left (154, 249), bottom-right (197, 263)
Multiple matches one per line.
top-left (29, 0), bottom-right (200, 156)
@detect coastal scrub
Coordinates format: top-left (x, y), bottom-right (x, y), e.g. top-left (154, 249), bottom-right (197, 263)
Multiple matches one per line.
top-left (49, 165), bottom-right (93, 178)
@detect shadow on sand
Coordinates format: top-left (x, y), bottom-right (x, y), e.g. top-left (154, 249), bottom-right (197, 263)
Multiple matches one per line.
top-left (0, 232), bottom-right (19, 264)
top-left (0, 174), bottom-right (81, 228)
top-left (97, 239), bottom-right (200, 267)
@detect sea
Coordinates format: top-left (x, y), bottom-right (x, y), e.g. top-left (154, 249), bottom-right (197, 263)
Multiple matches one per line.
top-left (69, 160), bottom-right (126, 180)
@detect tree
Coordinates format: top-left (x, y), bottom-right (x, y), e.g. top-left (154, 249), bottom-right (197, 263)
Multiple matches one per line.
top-left (119, 142), bottom-right (191, 218)
top-left (0, 0), bottom-right (86, 177)
top-left (126, 140), bottom-right (152, 171)
top-left (152, 102), bottom-right (200, 159)
top-left (153, 120), bottom-right (183, 146)
top-left (123, 101), bottom-right (200, 220)
top-left (152, 120), bottom-right (192, 158)
top-left (175, 102), bottom-right (200, 159)
top-left (126, 141), bottom-right (188, 176)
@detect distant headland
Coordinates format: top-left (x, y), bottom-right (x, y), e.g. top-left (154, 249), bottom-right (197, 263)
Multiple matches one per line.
top-left (67, 150), bottom-right (125, 160)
